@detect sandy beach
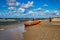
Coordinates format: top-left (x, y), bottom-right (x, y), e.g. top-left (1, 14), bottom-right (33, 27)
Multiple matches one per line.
top-left (24, 19), bottom-right (60, 40)
top-left (0, 18), bottom-right (60, 40)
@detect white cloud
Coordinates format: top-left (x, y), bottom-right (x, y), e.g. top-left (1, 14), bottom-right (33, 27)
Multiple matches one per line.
top-left (44, 10), bottom-right (50, 13)
top-left (14, 14), bottom-right (20, 16)
top-left (54, 10), bottom-right (58, 13)
top-left (28, 11), bottom-right (45, 16)
top-left (54, 10), bottom-right (60, 15)
top-left (43, 4), bottom-right (48, 7)
top-left (35, 9), bottom-right (50, 14)
top-left (7, 0), bottom-right (16, 3)
top-left (7, 0), bottom-right (16, 2)
top-left (34, 8), bottom-right (42, 11)
top-left (7, 0), bottom-right (15, 6)
top-left (13, 11), bottom-right (17, 12)
top-left (16, 2), bottom-right (20, 6)
top-left (8, 7), bottom-right (16, 10)
top-left (29, 11), bottom-right (34, 14)
top-left (56, 12), bottom-right (59, 15)
top-left (7, 3), bottom-right (16, 6)
top-left (7, 0), bottom-right (20, 6)
top-left (7, 0), bottom-right (34, 14)
top-left (18, 8), bottom-right (25, 13)
top-left (21, 1), bottom-right (34, 8)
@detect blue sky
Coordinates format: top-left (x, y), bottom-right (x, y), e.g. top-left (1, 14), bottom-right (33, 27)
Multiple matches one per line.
top-left (0, 0), bottom-right (60, 18)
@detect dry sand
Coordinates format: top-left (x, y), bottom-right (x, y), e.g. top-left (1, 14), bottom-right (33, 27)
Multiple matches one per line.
top-left (24, 20), bottom-right (60, 40)
top-left (52, 18), bottom-right (60, 21)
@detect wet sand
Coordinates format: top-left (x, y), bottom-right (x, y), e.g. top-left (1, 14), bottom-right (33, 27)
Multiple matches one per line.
top-left (0, 22), bottom-right (25, 40)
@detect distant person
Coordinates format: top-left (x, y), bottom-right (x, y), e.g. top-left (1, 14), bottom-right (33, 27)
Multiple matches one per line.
top-left (49, 18), bottom-right (52, 22)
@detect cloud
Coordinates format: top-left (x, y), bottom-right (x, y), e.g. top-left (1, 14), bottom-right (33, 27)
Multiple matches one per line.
top-left (7, 0), bottom-right (20, 6)
top-left (21, 1), bottom-right (34, 8)
top-left (28, 10), bottom-right (46, 17)
top-left (14, 14), bottom-right (20, 16)
top-left (56, 12), bottom-right (59, 15)
top-left (18, 8), bottom-right (25, 13)
top-left (7, 0), bottom-right (16, 6)
top-left (7, 0), bottom-right (34, 14)
top-left (8, 7), bottom-right (16, 10)
top-left (34, 8), bottom-right (42, 11)
top-left (7, 3), bottom-right (16, 6)
top-left (54, 10), bottom-right (58, 13)
top-left (54, 10), bottom-right (60, 15)
top-left (44, 10), bottom-right (50, 13)
top-left (16, 2), bottom-right (20, 6)
top-left (7, 0), bottom-right (16, 2)
top-left (43, 4), bottom-right (48, 7)
top-left (28, 11), bottom-right (34, 14)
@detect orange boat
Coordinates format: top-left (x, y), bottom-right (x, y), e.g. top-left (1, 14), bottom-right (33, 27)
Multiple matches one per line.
top-left (24, 21), bottom-right (41, 28)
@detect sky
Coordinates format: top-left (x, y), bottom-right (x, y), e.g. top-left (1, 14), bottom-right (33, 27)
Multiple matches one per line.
top-left (0, 0), bottom-right (60, 18)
